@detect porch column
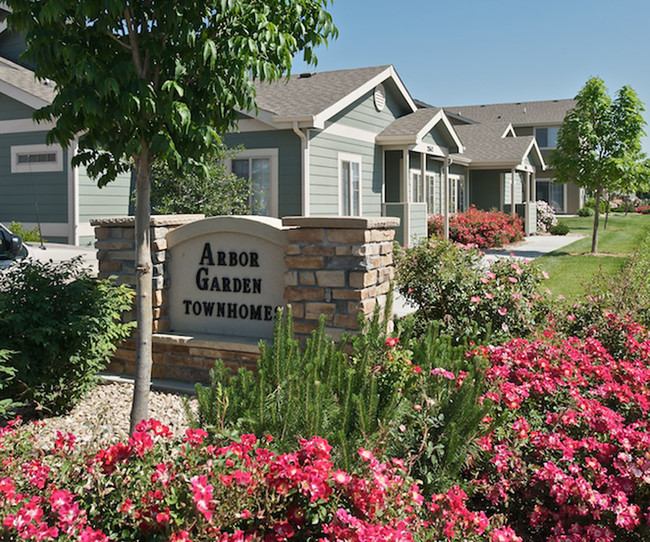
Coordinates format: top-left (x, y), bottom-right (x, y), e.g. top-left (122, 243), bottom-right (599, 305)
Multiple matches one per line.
top-left (402, 148), bottom-right (410, 243)
top-left (524, 171), bottom-right (531, 235)
top-left (510, 167), bottom-right (516, 215)
top-left (421, 152), bottom-right (426, 207)
top-left (443, 157), bottom-right (450, 240)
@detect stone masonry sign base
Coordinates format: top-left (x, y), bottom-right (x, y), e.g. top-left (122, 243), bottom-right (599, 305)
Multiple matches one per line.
top-left (92, 215), bottom-right (399, 384)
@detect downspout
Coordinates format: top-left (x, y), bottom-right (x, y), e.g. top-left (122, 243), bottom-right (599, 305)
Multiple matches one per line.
top-left (292, 122), bottom-right (310, 216)
top-left (67, 139), bottom-right (79, 245)
top-left (443, 156), bottom-right (453, 240)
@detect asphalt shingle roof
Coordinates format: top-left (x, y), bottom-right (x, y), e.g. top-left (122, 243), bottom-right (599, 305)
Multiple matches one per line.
top-left (444, 99), bottom-right (576, 126)
top-left (253, 65), bottom-right (391, 118)
top-left (0, 55), bottom-right (54, 104)
top-left (377, 107), bottom-right (442, 138)
top-left (454, 122), bottom-right (538, 165)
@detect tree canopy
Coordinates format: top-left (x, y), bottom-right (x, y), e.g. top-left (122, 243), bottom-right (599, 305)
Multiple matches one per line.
top-left (550, 77), bottom-right (647, 253)
top-left (7, 0), bottom-right (337, 430)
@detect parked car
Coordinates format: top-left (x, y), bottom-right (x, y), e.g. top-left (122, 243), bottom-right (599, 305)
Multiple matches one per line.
top-left (0, 223), bottom-right (28, 270)
top-left (0, 223), bottom-right (98, 274)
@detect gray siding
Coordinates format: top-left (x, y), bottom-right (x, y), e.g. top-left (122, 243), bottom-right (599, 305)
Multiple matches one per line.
top-left (470, 170), bottom-right (501, 211)
top-left (421, 126), bottom-right (449, 148)
top-left (329, 80), bottom-right (411, 133)
top-left (0, 96), bottom-right (35, 120)
top-left (0, 131), bottom-right (68, 224)
top-left (308, 131), bottom-right (381, 216)
top-left (224, 129), bottom-right (301, 217)
top-left (78, 167), bottom-right (132, 224)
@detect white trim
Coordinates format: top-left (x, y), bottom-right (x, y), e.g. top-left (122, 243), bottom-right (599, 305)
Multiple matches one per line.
top-left (525, 138), bottom-right (546, 170)
top-left (233, 119), bottom-right (278, 132)
top-left (320, 121), bottom-right (377, 144)
top-left (338, 152), bottom-right (363, 216)
top-left (501, 124), bottom-right (517, 138)
top-left (0, 118), bottom-right (57, 134)
top-left (237, 108), bottom-right (278, 128)
top-left (0, 80), bottom-right (51, 110)
top-left (315, 66), bottom-right (417, 128)
top-left (411, 141), bottom-right (446, 156)
top-left (226, 148), bottom-right (279, 217)
top-left (376, 110), bottom-right (465, 153)
top-left (78, 222), bottom-right (95, 238)
top-left (11, 143), bottom-right (63, 173)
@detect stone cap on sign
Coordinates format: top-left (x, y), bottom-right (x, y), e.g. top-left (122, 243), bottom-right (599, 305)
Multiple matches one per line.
top-left (166, 215), bottom-right (287, 249)
top-left (90, 214), bottom-right (205, 227)
top-left (153, 332), bottom-right (261, 353)
top-left (282, 216), bottom-right (400, 229)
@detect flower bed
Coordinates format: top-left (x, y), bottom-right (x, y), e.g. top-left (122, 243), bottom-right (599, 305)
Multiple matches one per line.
top-left (428, 207), bottom-right (524, 249)
top-left (469, 316), bottom-right (650, 541)
top-left (0, 419), bottom-right (518, 541)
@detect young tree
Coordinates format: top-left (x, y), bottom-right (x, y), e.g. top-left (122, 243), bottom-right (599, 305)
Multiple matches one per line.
top-left (550, 78), bottom-right (647, 253)
top-left (7, 0), bottom-right (336, 431)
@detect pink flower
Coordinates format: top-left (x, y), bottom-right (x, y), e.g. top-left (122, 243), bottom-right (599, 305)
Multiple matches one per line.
top-left (485, 293), bottom-right (494, 300)
top-left (471, 296), bottom-right (481, 303)
top-left (385, 337), bottom-right (399, 347)
top-left (332, 470), bottom-right (351, 485)
top-left (508, 276), bottom-right (518, 283)
top-left (498, 307), bottom-right (508, 316)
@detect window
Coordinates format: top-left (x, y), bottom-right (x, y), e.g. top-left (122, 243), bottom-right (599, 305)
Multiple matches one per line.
top-left (503, 172), bottom-right (524, 205)
top-left (535, 127), bottom-right (559, 148)
top-left (536, 179), bottom-right (565, 212)
top-left (11, 144), bottom-right (63, 173)
top-left (449, 175), bottom-right (466, 213)
top-left (427, 172), bottom-right (442, 214)
top-left (339, 153), bottom-right (362, 215)
top-left (410, 170), bottom-right (424, 203)
top-left (227, 149), bottom-right (278, 216)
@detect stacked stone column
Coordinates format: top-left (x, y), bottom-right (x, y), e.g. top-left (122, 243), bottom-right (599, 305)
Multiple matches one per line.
top-left (282, 217), bottom-right (398, 341)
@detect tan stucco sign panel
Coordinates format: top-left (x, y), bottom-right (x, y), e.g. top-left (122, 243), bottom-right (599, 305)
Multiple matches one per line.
top-left (167, 217), bottom-right (287, 339)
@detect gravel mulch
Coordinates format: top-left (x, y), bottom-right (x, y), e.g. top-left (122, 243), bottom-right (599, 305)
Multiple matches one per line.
top-left (20, 382), bottom-right (198, 452)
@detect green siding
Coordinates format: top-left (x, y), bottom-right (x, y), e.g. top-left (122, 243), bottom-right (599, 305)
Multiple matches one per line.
top-left (469, 170), bottom-right (501, 211)
top-left (450, 164), bottom-right (467, 176)
top-left (224, 129), bottom-right (301, 217)
top-left (329, 80), bottom-right (411, 133)
top-left (421, 126), bottom-right (449, 148)
top-left (0, 131), bottom-right (68, 223)
top-left (383, 203), bottom-right (406, 244)
top-left (0, 95), bottom-right (35, 120)
top-left (308, 131), bottom-right (382, 216)
top-left (78, 167), bottom-right (132, 223)
top-left (409, 203), bottom-right (428, 242)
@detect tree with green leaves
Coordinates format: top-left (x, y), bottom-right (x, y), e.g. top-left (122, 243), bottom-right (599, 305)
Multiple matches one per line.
top-left (150, 147), bottom-right (254, 216)
top-left (550, 78), bottom-right (647, 253)
top-left (7, 0), bottom-right (336, 431)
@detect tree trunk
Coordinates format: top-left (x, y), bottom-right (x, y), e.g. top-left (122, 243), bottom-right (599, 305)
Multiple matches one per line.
top-left (130, 148), bottom-right (153, 433)
top-left (591, 187), bottom-right (601, 254)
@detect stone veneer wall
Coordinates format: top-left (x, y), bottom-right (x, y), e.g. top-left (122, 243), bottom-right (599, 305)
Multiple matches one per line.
top-left (92, 215), bottom-right (399, 384)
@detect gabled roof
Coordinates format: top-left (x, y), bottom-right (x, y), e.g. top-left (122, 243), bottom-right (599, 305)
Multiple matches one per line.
top-left (251, 65), bottom-right (417, 129)
top-left (454, 122), bottom-right (545, 169)
top-left (0, 55), bottom-right (54, 108)
top-left (444, 99), bottom-right (576, 126)
top-left (376, 107), bottom-right (464, 153)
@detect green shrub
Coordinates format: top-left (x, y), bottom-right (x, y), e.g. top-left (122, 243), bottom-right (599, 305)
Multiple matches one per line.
top-left (394, 238), bottom-right (553, 342)
top-left (0, 351), bottom-right (22, 420)
top-left (192, 307), bottom-right (493, 494)
top-left (577, 206), bottom-right (594, 217)
top-left (584, 197), bottom-right (606, 213)
top-left (8, 221), bottom-right (44, 243)
top-left (0, 259), bottom-right (135, 415)
top-left (549, 221), bottom-right (570, 235)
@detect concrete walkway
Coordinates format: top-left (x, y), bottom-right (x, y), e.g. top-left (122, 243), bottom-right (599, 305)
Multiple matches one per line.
top-left (393, 233), bottom-right (584, 318)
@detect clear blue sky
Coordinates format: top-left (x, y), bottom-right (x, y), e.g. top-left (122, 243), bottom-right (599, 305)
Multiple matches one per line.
top-left (292, 0), bottom-right (650, 155)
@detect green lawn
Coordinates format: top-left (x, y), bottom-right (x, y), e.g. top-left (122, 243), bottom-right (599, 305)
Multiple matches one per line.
top-left (537, 213), bottom-right (650, 301)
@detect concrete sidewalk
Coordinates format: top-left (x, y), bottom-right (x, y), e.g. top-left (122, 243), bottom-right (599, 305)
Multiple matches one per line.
top-left (24, 242), bottom-right (99, 275)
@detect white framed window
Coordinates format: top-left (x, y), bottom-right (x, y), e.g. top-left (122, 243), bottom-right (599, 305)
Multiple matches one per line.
top-left (426, 172), bottom-right (442, 214)
top-left (227, 148), bottom-right (278, 217)
top-left (11, 144), bottom-right (63, 173)
top-left (503, 172), bottom-right (524, 205)
top-left (410, 170), bottom-right (425, 203)
top-left (535, 127), bottom-right (559, 149)
top-left (449, 175), bottom-right (466, 213)
top-left (339, 152), bottom-right (362, 216)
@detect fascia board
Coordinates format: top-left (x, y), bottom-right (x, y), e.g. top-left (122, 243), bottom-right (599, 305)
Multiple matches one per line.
top-left (313, 65), bottom-right (417, 127)
top-left (449, 154), bottom-right (472, 165)
top-left (237, 107), bottom-right (278, 128)
top-left (501, 124), bottom-right (517, 138)
top-left (415, 111), bottom-right (465, 153)
top-left (526, 138), bottom-right (547, 170)
top-left (0, 80), bottom-right (50, 109)
top-left (375, 135), bottom-right (416, 145)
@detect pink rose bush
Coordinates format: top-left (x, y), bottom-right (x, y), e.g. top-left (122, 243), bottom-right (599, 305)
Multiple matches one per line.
top-left (428, 206), bottom-right (524, 249)
top-left (0, 417), bottom-right (511, 541)
top-left (468, 317), bottom-right (650, 541)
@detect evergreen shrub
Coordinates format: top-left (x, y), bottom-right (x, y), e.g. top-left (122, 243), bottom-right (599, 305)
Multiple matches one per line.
top-left (192, 307), bottom-right (493, 494)
top-left (577, 206), bottom-right (594, 217)
top-left (0, 259), bottom-right (134, 415)
top-left (548, 221), bottom-right (570, 235)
